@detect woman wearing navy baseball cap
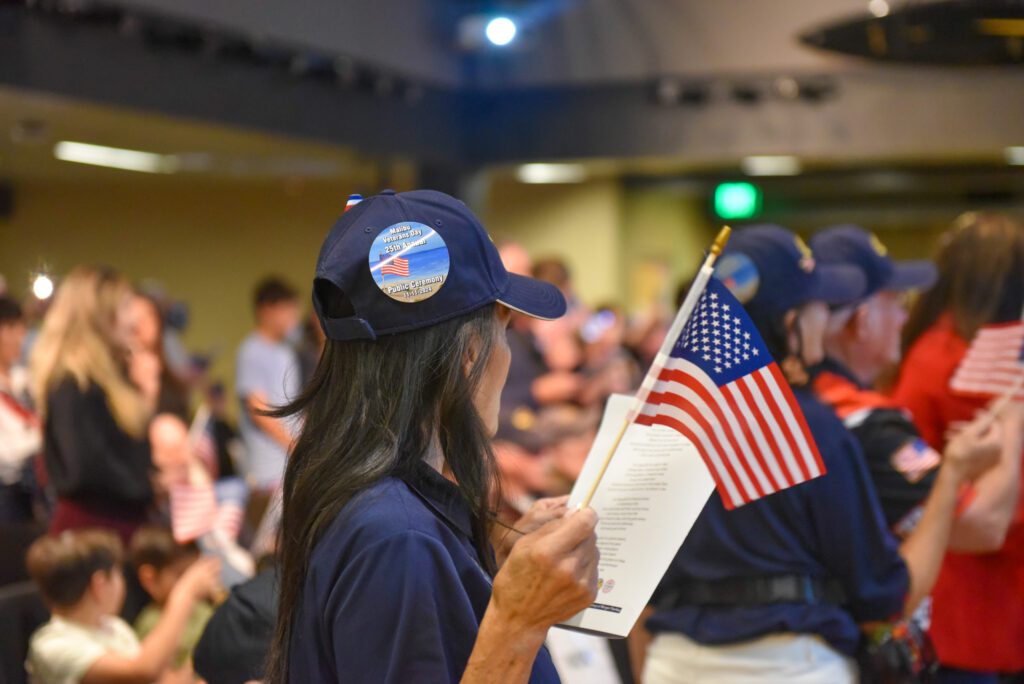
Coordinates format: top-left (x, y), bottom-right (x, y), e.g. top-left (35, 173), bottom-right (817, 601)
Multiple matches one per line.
top-left (265, 190), bottom-right (598, 684)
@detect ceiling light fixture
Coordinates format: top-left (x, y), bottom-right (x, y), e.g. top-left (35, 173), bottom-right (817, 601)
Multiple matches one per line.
top-left (1005, 146), bottom-right (1024, 165)
top-left (53, 141), bottom-right (179, 174)
top-left (516, 163), bottom-right (587, 184)
top-left (741, 155), bottom-right (802, 176)
top-left (485, 17), bottom-right (517, 46)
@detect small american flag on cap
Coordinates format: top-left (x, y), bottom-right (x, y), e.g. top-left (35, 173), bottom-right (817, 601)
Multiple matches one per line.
top-left (344, 194), bottom-right (363, 212)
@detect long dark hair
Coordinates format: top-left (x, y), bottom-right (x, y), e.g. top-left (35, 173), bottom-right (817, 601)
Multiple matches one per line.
top-left (745, 304), bottom-right (813, 387)
top-left (902, 211), bottom-right (1024, 353)
top-left (264, 304), bottom-right (501, 684)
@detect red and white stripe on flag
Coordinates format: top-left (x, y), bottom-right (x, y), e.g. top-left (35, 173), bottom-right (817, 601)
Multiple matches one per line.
top-left (637, 359), bottom-right (823, 509)
top-left (381, 256), bottom-right (410, 277)
top-left (633, 277), bottom-right (825, 509)
top-left (169, 481), bottom-right (217, 543)
top-left (950, 321), bottom-right (1024, 399)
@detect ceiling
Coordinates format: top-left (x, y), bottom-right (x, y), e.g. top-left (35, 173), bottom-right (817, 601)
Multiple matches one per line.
top-left (2, 1), bottom-right (1023, 174)
top-left (102, 0), bottom-right (879, 87)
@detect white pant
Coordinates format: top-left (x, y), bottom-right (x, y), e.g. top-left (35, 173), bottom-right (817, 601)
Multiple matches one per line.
top-left (643, 632), bottom-right (858, 684)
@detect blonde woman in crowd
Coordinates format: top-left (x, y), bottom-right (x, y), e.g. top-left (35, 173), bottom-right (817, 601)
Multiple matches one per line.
top-left (31, 266), bottom-right (160, 545)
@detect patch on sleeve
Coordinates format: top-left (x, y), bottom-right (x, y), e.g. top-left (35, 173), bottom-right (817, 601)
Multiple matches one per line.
top-left (891, 438), bottom-right (941, 484)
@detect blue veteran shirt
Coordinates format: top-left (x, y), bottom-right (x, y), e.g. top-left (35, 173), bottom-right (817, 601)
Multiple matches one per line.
top-left (288, 461), bottom-right (561, 683)
top-left (647, 388), bottom-right (909, 655)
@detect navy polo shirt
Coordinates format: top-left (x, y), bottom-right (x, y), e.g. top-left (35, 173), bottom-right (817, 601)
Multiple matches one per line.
top-left (647, 388), bottom-right (909, 655)
top-left (288, 460), bottom-right (561, 683)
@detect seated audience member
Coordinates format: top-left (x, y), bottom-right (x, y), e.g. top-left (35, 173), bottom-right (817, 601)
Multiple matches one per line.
top-left (578, 304), bottom-right (640, 406)
top-left (130, 526), bottom-right (214, 676)
top-left (536, 404), bottom-right (601, 490)
top-left (497, 241), bottom-right (585, 413)
top-left (0, 295), bottom-right (41, 523)
top-left (25, 528), bottom-right (220, 684)
top-left (532, 256), bottom-right (589, 372)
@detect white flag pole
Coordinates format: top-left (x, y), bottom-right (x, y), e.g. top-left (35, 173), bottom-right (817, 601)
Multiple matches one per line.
top-left (580, 226), bottom-right (732, 508)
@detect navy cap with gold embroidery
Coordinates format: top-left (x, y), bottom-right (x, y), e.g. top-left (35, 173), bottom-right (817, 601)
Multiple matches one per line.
top-left (313, 189), bottom-right (566, 341)
top-left (810, 224), bottom-right (937, 298)
top-left (714, 224), bottom-right (867, 317)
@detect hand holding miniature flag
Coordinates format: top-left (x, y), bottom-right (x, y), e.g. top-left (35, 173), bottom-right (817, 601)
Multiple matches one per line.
top-left (950, 321), bottom-right (1024, 400)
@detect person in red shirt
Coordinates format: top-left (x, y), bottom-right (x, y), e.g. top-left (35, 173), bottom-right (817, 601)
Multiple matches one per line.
top-left (892, 212), bottom-right (1024, 683)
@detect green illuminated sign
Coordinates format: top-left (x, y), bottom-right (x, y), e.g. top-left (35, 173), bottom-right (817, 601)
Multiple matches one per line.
top-left (714, 182), bottom-right (762, 220)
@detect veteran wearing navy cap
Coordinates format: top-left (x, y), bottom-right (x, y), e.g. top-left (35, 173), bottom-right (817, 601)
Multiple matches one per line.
top-left (638, 225), bottom-right (994, 684)
top-left (809, 225), bottom-right (947, 533)
top-left (266, 190), bottom-right (599, 683)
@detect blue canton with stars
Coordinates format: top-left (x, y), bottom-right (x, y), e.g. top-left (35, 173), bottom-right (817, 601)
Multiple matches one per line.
top-left (669, 277), bottom-right (773, 386)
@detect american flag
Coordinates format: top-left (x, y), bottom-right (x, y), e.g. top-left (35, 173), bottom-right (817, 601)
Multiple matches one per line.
top-left (381, 256), bottom-right (410, 277)
top-left (950, 321), bottom-right (1024, 398)
top-left (169, 478), bottom-right (217, 543)
top-left (344, 194), bottom-right (363, 212)
top-left (635, 277), bottom-right (826, 509)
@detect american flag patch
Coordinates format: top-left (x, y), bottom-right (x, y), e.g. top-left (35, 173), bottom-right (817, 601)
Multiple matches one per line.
top-left (891, 438), bottom-right (941, 484)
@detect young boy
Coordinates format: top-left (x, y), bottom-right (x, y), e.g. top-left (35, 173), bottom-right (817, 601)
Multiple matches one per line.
top-left (130, 526), bottom-right (215, 673)
top-left (25, 528), bottom-right (219, 684)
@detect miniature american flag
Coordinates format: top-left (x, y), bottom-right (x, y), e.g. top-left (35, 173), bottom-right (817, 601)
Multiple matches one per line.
top-left (950, 321), bottom-right (1024, 399)
top-left (635, 277), bottom-right (826, 509)
top-left (381, 256), bottom-right (410, 277)
top-left (344, 194), bottom-right (363, 212)
top-left (169, 480), bottom-right (217, 543)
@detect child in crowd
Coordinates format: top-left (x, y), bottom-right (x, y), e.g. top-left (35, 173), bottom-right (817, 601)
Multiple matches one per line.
top-left (131, 526), bottom-right (216, 681)
top-left (25, 528), bottom-right (219, 684)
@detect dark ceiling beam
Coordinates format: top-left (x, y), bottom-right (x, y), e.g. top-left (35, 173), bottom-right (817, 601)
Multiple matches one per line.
top-left (0, 6), bottom-right (468, 166)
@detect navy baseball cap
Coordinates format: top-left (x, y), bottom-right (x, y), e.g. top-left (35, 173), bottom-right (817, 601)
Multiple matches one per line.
top-left (810, 225), bottom-right (937, 298)
top-left (313, 189), bottom-right (566, 341)
top-left (714, 224), bottom-right (867, 316)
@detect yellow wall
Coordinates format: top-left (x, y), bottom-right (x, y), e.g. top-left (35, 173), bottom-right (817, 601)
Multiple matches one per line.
top-left (620, 186), bottom-right (717, 313)
top-left (481, 178), bottom-right (717, 314)
top-left (481, 177), bottom-right (625, 307)
top-left (0, 179), bottom-right (349, 390)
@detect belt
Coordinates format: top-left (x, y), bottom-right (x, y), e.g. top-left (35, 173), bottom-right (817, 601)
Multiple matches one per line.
top-left (658, 574), bottom-right (847, 610)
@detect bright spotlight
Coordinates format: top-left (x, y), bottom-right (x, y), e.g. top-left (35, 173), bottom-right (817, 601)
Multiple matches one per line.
top-left (868, 0), bottom-right (890, 18)
top-left (32, 274), bottom-right (55, 300)
top-left (485, 17), bottom-right (517, 46)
